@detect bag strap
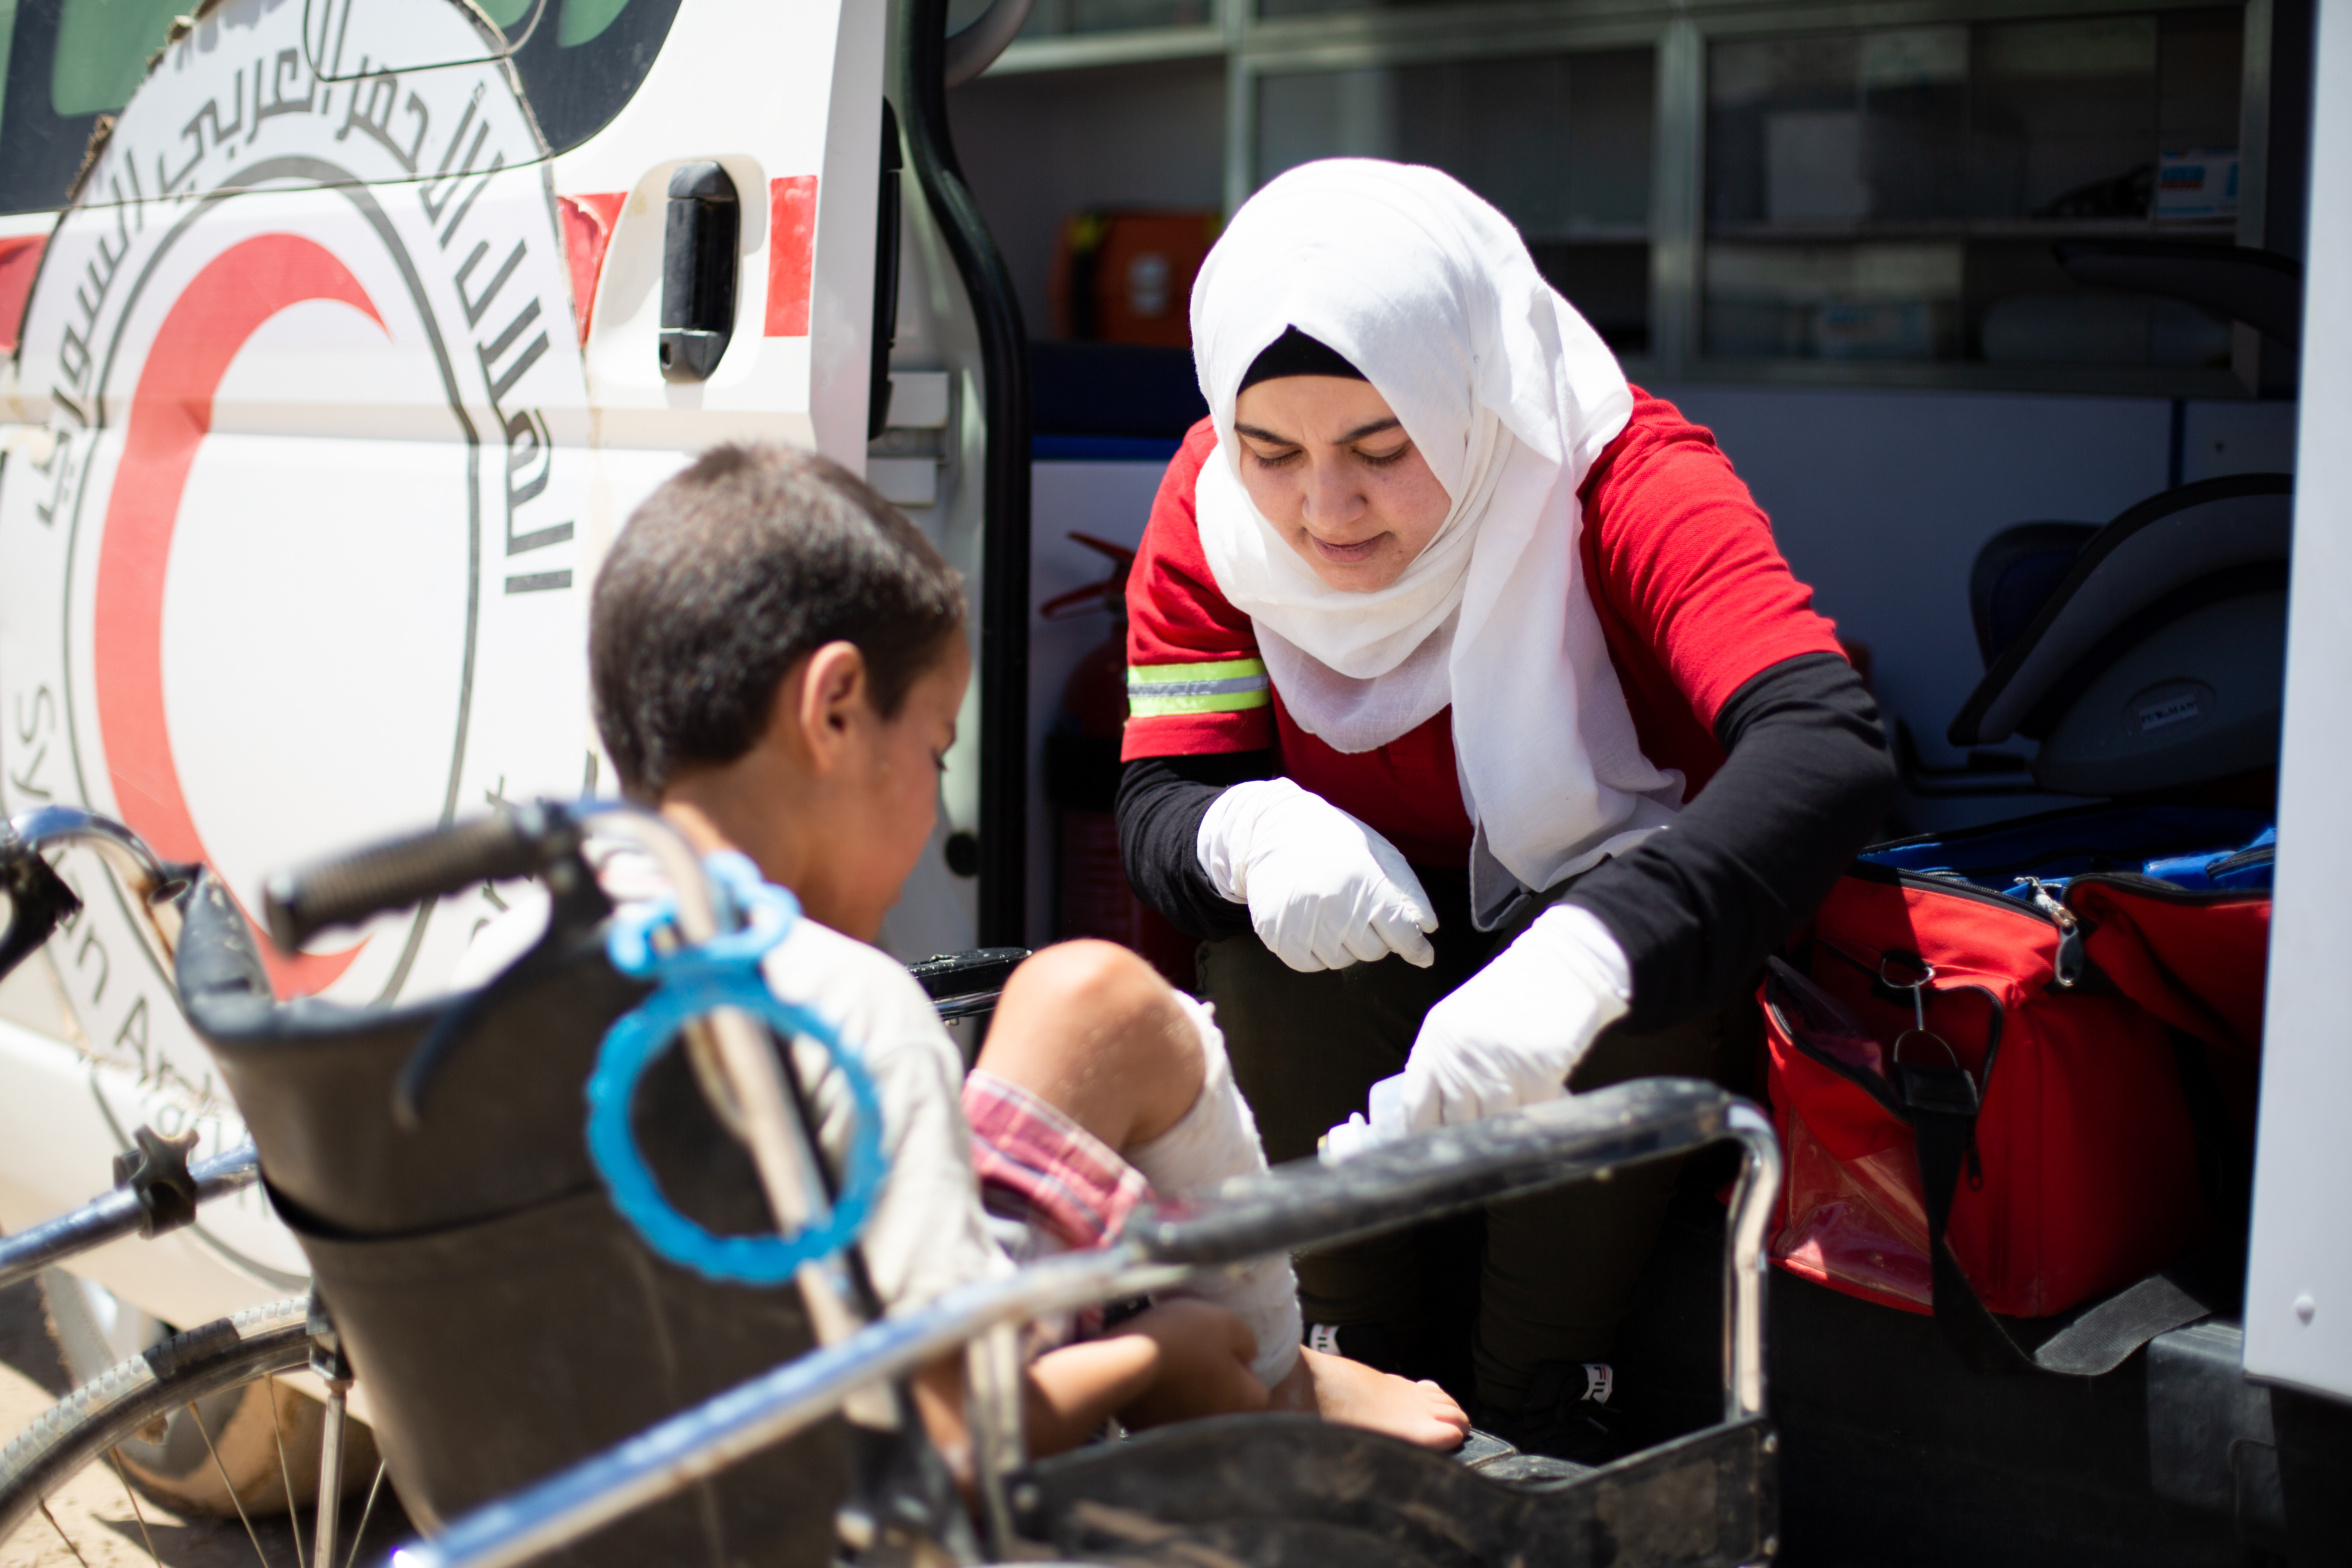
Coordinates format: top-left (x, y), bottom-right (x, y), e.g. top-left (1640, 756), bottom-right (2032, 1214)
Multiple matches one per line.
top-left (1901, 1056), bottom-right (2216, 1377)
top-left (2166, 1026), bottom-right (2254, 1234)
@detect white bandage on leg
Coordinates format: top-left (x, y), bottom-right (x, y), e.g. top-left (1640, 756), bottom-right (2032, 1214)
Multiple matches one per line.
top-left (1125, 995), bottom-right (1303, 1388)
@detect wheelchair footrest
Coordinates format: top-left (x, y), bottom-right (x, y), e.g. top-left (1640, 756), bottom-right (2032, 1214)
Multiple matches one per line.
top-left (1011, 1412), bottom-right (1776, 1568)
top-left (1453, 1426), bottom-right (1594, 1486)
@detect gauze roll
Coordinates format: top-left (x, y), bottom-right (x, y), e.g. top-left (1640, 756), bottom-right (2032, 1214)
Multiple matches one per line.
top-left (1126, 994), bottom-right (1303, 1387)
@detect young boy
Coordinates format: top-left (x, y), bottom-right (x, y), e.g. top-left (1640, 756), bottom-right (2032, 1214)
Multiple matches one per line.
top-left (532, 442), bottom-right (1465, 1464)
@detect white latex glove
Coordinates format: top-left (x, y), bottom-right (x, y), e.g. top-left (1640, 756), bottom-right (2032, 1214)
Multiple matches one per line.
top-left (1197, 778), bottom-right (1438, 973)
top-left (1401, 903), bottom-right (1632, 1130)
top-left (1321, 1074), bottom-right (1408, 1162)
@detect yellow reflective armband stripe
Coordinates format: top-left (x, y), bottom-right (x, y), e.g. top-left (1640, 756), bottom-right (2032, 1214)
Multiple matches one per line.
top-left (1126, 658), bottom-right (1271, 717)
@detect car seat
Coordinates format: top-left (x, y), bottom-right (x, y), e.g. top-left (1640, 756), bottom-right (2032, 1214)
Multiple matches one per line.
top-left (1946, 474), bottom-right (2290, 797)
top-left (1968, 521), bottom-right (2100, 668)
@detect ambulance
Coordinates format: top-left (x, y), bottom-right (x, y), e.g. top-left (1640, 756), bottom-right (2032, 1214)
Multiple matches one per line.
top-left (0, 0), bottom-right (1027, 1388)
top-left (2, 0), bottom-right (2349, 1557)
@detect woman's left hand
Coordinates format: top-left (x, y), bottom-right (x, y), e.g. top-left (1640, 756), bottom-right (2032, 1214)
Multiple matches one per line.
top-left (1400, 904), bottom-right (1633, 1129)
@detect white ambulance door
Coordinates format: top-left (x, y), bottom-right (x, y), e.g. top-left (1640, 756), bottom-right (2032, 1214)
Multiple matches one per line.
top-left (550, 0), bottom-right (989, 960)
top-left (2246, 0), bottom-right (2352, 1410)
top-left (0, 0), bottom-right (681, 1328)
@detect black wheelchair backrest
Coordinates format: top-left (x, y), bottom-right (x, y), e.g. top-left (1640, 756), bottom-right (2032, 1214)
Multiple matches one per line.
top-left (176, 869), bottom-right (844, 1566)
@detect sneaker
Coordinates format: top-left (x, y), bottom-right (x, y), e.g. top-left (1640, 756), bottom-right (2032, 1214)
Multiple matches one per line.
top-left (1475, 1361), bottom-right (1629, 1466)
top-left (1303, 1321), bottom-right (1406, 1376)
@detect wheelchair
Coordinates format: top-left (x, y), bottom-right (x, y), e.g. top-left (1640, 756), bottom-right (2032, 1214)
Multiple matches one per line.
top-left (0, 802), bottom-right (1782, 1568)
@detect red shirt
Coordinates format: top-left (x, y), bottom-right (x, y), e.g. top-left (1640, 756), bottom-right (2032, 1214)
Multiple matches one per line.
top-left (1121, 389), bottom-right (1847, 869)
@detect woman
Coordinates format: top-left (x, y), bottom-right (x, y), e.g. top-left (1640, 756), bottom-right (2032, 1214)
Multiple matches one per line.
top-left (1115, 160), bottom-right (1895, 1459)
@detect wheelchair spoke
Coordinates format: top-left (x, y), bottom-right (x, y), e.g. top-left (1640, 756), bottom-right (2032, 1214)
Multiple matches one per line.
top-left (341, 1462), bottom-right (387, 1568)
top-left (267, 1383), bottom-right (310, 1568)
top-left (192, 1398), bottom-right (277, 1568)
top-left (105, 1450), bottom-right (163, 1568)
top-left (37, 1496), bottom-right (93, 1568)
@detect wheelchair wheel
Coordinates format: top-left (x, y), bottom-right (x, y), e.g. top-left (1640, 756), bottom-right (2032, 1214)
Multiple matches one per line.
top-left (40, 1270), bottom-right (383, 1519)
top-left (1, 1296), bottom-right (382, 1566)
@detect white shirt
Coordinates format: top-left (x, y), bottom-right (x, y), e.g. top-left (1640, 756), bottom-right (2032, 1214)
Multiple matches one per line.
top-left (454, 869), bottom-right (1008, 1316)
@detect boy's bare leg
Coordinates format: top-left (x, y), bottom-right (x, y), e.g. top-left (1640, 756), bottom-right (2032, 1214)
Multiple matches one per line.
top-left (978, 939), bottom-right (1206, 1149)
top-left (979, 941), bottom-right (1470, 1451)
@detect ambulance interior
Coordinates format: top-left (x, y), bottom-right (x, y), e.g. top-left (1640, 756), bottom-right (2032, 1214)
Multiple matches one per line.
top-left (913, 0), bottom-right (2327, 1559)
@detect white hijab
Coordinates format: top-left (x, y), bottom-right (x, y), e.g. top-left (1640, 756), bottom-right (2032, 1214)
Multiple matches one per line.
top-left (1190, 160), bottom-right (1686, 923)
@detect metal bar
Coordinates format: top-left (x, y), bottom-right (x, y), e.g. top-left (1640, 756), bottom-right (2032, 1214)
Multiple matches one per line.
top-left (7, 806), bottom-right (187, 964)
top-left (2235, 0), bottom-right (2277, 394)
top-left (1722, 1104), bottom-right (1781, 1423)
top-left (930, 992), bottom-right (1002, 1021)
top-left (989, 24), bottom-right (1224, 76)
top-left (315, 1389), bottom-right (348, 1568)
top-left (577, 806), bottom-right (888, 1425)
top-left (0, 1143), bottom-right (260, 1292)
top-left (384, 1249), bottom-right (1187, 1568)
top-left (1648, 16), bottom-right (1704, 379)
top-left (1238, 13), bottom-right (1666, 74)
top-left (1223, 0), bottom-right (1255, 216)
top-left (966, 1321), bottom-right (1025, 1558)
top-left (1127, 1078), bottom-right (1734, 1267)
top-left (9, 806), bottom-right (173, 894)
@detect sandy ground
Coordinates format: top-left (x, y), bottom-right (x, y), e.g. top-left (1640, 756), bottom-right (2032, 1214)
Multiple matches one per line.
top-left (0, 1279), bottom-right (413, 1568)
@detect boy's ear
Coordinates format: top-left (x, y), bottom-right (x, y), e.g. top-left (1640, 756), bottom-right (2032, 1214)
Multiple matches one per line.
top-left (791, 641), bottom-right (871, 760)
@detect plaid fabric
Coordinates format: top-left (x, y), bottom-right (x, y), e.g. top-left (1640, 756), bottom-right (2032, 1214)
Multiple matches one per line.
top-left (963, 1070), bottom-right (1152, 1252)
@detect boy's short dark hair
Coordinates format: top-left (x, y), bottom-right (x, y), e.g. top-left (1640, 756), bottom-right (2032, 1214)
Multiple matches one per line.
top-left (590, 443), bottom-right (965, 797)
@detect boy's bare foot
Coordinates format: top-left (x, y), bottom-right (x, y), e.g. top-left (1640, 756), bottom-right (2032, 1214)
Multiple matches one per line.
top-left (1272, 1345), bottom-right (1470, 1451)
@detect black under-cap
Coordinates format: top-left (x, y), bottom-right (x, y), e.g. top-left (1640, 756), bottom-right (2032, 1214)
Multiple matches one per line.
top-left (1238, 326), bottom-right (1368, 391)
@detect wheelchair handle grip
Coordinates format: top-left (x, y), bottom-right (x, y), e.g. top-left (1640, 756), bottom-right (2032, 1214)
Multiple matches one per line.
top-left (263, 805), bottom-right (575, 953)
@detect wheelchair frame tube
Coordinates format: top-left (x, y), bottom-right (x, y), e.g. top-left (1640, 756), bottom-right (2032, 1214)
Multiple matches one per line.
top-left (1723, 1102), bottom-right (1779, 1424)
top-left (7, 805), bottom-right (189, 968)
top-left (387, 1249), bottom-right (1189, 1568)
top-left (0, 1143), bottom-right (260, 1292)
top-left (384, 1081), bottom-right (1782, 1568)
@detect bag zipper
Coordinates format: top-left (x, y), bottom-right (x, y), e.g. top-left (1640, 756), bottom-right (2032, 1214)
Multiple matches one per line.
top-left (1845, 861), bottom-right (2078, 987)
top-left (2061, 870), bottom-right (2274, 907)
top-left (2015, 877), bottom-right (2084, 989)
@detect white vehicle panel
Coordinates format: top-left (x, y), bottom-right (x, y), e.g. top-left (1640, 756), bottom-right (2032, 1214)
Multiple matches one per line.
top-left (0, 1016), bottom-right (307, 1329)
top-left (2244, 0), bottom-right (2352, 1405)
top-left (0, 0), bottom-right (962, 1343)
top-left (0, 0), bottom-right (899, 1327)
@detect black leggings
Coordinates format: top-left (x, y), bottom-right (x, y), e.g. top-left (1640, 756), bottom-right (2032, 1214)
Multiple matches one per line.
top-left (1197, 903), bottom-right (1751, 1408)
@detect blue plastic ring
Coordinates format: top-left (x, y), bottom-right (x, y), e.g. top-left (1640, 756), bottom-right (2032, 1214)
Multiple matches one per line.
top-left (585, 969), bottom-right (886, 1285)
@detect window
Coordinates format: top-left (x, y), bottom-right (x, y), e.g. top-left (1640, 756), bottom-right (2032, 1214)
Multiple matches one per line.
top-left (51, 0), bottom-right (183, 114)
top-left (1702, 9), bottom-right (2243, 368)
top-left (312, 0), bottom-right (683, 154)
top-left (0, 0), bottom-right (176, 213)
top-left (0, 0), bottom-right (679, 215)
top-left (506, 0), bottom-right (682, 152)
top-left (1256, 48), bottom-right (1656, 354)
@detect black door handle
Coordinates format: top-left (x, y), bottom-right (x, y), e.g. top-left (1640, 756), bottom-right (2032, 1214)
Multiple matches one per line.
top-left (869, 104), bottom-right (903, 439)
top-left (659, 161), bottom-right (739, 383)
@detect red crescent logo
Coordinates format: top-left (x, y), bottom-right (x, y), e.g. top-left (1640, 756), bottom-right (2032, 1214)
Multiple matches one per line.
top-left (94, 232), bottom-right (387, 998)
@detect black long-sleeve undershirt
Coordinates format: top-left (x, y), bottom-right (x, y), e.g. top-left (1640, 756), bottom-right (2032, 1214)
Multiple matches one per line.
top-left (1114, 650), bottom-right (1897, 1033)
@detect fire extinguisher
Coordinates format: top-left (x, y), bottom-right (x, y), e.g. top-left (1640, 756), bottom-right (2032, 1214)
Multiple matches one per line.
top-left (1041, 532), bottom-right (1200, 989)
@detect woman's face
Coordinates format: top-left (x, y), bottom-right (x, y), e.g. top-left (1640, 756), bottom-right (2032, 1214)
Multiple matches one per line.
top-left (1233, 376), bottom-right (1452, 593)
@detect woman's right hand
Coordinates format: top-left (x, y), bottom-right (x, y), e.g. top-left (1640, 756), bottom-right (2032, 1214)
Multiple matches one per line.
top-left (1196, 778), bottom-right (1439, 972)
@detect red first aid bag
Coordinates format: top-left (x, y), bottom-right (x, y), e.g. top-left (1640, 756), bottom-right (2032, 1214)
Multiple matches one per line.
top-left (1760, 804), bottom-right (2270, 1375)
